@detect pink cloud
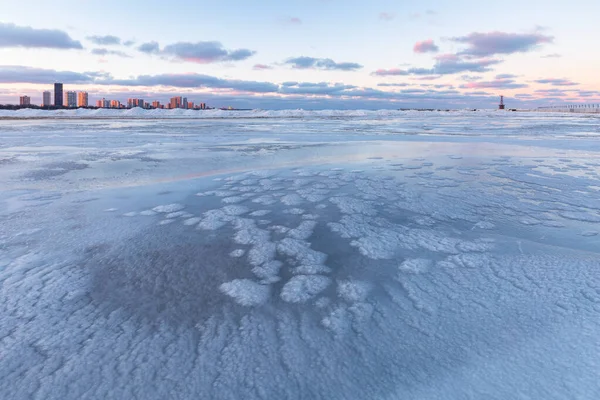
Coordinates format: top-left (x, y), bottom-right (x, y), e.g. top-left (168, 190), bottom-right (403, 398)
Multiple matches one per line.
top-left (413, 39), bottom-right (439, 53)
top-left (253, 64), bottom-right (273, 70)
top-left (451, 31), bottom-right (554, 57)
top-left (371, 68), bottom-right (409, 76)
top-left (461, 79), bottom-right (528, 89)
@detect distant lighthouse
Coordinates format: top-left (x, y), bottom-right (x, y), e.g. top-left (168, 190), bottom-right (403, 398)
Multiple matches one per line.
top-left (499, 95), bottom-right (505, 110)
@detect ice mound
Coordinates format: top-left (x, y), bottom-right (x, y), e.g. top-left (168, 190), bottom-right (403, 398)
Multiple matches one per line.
top-left (337, 280), bottom-right (372, 302)
top-left (398, 258), bottom-right (432, 274)
top-left (281, 275), bottom-right (332, 303)
top-left (219, 279), bottom-right (271, 306)
top-left (252, 260), bottom-right (283, 283)
top-left (152, 203), bottom-right (185, 213)
top-left (229, 249), bottom-right (245, 257)
top-left (183, 217), bottom-right (202, 226)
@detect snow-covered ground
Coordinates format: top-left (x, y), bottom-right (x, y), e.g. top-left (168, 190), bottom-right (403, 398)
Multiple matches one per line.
top-left (1, 111), bottom-right (599, 399)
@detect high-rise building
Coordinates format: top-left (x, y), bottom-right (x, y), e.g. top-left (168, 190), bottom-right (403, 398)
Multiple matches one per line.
top-left (42, 91), bottom-right (52, 107)
top-left (77, 92), bottom-right (88, 107)
top-left (152, 101), bottom-right (161, 109)
top-left (54, 83), bottom-right (63, 107)
top-left (65, 91), bottom-right (77, 108)
top-left (182, 97), bottom-right (188, 109)
top-left (20, 96), bottom-right (31, 106)
top-left (187, 101), bottom-right (194, 109)
top-left (199, 102), bottom-right (206, 110)
top-left (170, 96), bottom-right (182, 109)
top-left (138, 99), bottom-right (144, 109)
top-left (110, 100), bottom-right (121, 108)
top-left (96, 98), bottom-right (110, 108)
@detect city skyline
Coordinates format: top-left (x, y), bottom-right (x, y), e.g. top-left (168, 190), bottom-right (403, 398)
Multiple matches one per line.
top-left (10, 82), bottom-right (211, 109)
top-left (1, 0), bottom-right (599, 109)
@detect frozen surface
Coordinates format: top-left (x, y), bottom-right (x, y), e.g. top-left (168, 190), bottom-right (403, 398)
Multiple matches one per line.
top-left (1, 112), bottom-right (600, 399)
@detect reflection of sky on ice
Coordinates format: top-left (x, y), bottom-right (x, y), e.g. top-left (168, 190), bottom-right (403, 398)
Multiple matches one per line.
top-left (1, 113), bottom-right (599, 399)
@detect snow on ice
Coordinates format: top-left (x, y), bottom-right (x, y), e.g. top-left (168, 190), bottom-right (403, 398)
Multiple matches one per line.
top-left (1, 111), bottom-right (600, 399)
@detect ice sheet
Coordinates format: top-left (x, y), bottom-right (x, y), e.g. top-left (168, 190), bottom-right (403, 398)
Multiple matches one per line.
top-left (1, 113), bottom-right (599, 399)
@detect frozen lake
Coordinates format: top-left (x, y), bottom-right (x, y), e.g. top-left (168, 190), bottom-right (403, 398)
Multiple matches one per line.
top-left (1, 111), bottom-right (599, 399)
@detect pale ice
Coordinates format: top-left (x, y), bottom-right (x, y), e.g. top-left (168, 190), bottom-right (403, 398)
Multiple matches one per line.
top-left (0, 110), bottom-right (599, 399)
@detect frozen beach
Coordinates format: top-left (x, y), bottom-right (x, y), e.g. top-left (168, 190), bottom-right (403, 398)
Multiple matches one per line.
top-left (1, 110), bottom-right (599, 399)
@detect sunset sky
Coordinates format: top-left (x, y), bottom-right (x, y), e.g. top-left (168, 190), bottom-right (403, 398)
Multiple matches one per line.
top-left (1, 0), bottom-right (598, 109)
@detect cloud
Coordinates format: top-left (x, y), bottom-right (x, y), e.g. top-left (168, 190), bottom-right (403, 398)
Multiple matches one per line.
top-left (287, 17), bottom-right (302, 24)
top-left (0, 22), bottom-right (83, 49)
top-left (253, 64), bottom-right (273, 70)
top-left (374, 54), bottom-right (500, 78)
top-left (377, 83), bottom-right (410, 87)
top-left (137, 41), bottom-right (255, 63)
top-left (373, 67), bottom-right (435, 76)
top-left (91, 48), bottom-right (131, 58)
top-left (534, 78), bottom-right (578, 86)
top-left (379, 12), bottom-right (395, 21)
top-left (284, 57), bottom-right (362, 71)
top-left (576, 90), bottom-right (600, 98)
top-left (534, 88), bottom-right (569, 96)
top-left (123, 40), bottom-right (135, 47)
top-left (279, 82), bottom-right (357, 95)
top-left (411, 75), bottom-right (442, 81)
top-left (86, 35), bottom-right (121, 46)
top-left (138, 41), bottom-right (160, 54)
top-left (413, 39), bottom-right (439, 53)
top-left (541, 53), bottom-right (561, 58)
top-left (161, 42), bottom-right (255, 63)
top-left (434, 54), bottom-right (502, 74)
top-left (0, 65), bottom-right (95, 84)
top-left (451, 31), bottom-right (553, 57)
top-left (460, 78), bottom-right (529, 89)
top-left (0, 65), bottom-right (553, 109)
top-left (371, 68), bottom-right (409, 76)
top-left (108, 73), bottom-right (278, 93)
top-left (460, 75), bottom-right (483, 82)
top-left (426, 9), bottom-right (437, 15)
top-left (495, 74), bottom-right (518, 79)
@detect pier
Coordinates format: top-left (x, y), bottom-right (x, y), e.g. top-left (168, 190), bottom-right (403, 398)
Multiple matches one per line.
top-left (537, 104), bottom-right (600, 113)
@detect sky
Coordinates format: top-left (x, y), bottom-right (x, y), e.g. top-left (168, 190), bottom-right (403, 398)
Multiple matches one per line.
top-left (1, 0), bottom-right (599, 109)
